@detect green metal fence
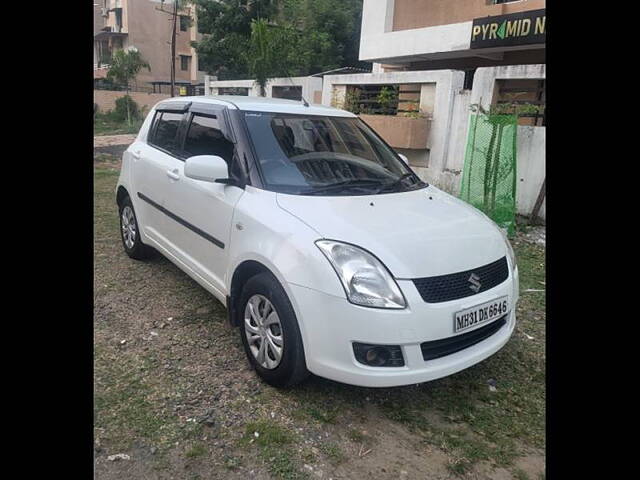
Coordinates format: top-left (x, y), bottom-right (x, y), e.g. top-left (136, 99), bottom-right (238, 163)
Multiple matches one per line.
top-left (459, 111), bottom-right (518, 235)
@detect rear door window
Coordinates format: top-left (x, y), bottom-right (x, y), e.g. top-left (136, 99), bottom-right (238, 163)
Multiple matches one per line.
top-left (150, 111), bottom-right (184, 155)
top-left (182, 114), bottom-right (235, 164)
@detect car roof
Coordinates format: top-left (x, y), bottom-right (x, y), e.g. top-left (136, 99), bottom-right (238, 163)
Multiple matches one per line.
top-left (160, 95), bottom-right (357, 118)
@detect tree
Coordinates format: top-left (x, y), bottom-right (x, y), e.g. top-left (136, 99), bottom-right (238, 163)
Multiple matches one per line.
top-left (191, 0), bottom-right (368, 80)
top-left (245, 19), bottom-right (300, 95)
top-left (106, 47), bottom-right (150, 125)
top-left (277, 0), bottom-right (367, 74)
top-left (191, 0), bottom-right (279, 80)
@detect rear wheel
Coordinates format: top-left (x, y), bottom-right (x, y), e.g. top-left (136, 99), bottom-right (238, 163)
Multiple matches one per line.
top-left (239, 272), bottom-right (309, 388)
top-left (118, 195), bottom-right (155, 260)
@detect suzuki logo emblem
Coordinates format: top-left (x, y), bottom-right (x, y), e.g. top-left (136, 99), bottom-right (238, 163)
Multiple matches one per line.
top-left (468, 273), bottom-right (482, 293)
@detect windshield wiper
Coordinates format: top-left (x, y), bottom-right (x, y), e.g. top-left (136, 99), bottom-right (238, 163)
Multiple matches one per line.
top-left (374, 173), bottom-right (421, 193)
top-left (299, 179), bottom-right (384, 195)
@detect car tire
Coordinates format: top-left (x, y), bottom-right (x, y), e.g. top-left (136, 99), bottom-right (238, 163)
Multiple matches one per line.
top-left (118, 195), bottom-right (156, 260)
top-left (238, 272), bottom-right (310, 388)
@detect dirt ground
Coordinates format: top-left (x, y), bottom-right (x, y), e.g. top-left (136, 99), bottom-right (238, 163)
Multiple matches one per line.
top-left (94, 152), bottom-right (545, 480)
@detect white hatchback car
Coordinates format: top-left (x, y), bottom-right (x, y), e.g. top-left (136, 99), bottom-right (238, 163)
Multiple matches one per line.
top-left (116, 96), bottom-right (518, 388)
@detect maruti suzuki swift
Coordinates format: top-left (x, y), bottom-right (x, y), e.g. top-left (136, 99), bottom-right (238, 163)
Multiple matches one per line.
top-left (116, 96), bottom-right (519, 388)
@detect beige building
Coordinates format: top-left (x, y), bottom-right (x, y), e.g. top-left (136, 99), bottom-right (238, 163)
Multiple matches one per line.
top-left (93, 0), bottom-right (206, 91)
top-left (361, 0), bottom-right (545, 71)
top-left (321, 0), bottom-right (545, 219)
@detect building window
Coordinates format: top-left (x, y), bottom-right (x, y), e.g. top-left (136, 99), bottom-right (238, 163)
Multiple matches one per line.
top-left (218, 87), bottom-right (249, 96)
top-left (180, 55), bottom-right (191, 71)
top-left (340, 84), bottom-right (423, 116)
top-left (272, 86), bottom-right (303, 101)
top-left (180, 15), bottom-right (190, 32)
top-left (491, 0), bottom-right (521, 4)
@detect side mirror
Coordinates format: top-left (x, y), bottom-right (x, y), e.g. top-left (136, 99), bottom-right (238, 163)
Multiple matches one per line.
top-left (397, 153), bottom-right (409, 163)
top-left (184, 155), bottom-right (228, 183)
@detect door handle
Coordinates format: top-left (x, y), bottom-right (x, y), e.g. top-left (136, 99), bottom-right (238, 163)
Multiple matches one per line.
top-left (166, 169), bottom-right (180, 181)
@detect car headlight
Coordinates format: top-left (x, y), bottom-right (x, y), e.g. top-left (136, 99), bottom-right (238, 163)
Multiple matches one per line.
top-left (315, 240), bottom-right (406, 309)
top-left (498, 228), bottom-right (517, 270)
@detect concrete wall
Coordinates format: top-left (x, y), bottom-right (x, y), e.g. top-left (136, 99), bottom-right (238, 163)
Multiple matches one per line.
top-left (471, 64), bottom-right (545, 110)
top-left (360, 114), bottom-right (431, 150)
top-left (437, 89), bottom-right (472, 193)
top-left (205, 76), bottom-right (323, 103)
top-left (516, 126), bottom-right (545, 219)
top-left (441, 64), bottom-right (546, 219)
top-left (94, 90), bottom-right (170, 113)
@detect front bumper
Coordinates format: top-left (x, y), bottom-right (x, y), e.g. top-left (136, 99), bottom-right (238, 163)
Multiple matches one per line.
top-left (288, 267), bottom-right (518, 388)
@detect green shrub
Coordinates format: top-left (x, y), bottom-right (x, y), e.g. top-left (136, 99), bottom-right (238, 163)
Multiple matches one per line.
top-left (112, 95), bottom-right (141, 122)
top-left (376, 86), bottom-right (397, 114)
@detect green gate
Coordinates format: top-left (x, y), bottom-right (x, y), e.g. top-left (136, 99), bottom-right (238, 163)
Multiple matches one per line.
top-left (459, 111), bottom-right (518, 236)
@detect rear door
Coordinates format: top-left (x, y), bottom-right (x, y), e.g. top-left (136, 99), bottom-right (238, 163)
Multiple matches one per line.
top-left (132, 102), bottom-right (189, 250)
top-left (162, 103), bottom-right (245, 295)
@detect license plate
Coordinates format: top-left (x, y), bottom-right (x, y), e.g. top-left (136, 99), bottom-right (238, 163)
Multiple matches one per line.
top-left (454, 296), bottom-right (509, 333)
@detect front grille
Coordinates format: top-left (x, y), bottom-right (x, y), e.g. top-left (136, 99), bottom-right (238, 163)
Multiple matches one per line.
top-left (412, 257), bottom-right (508, 303)
top-left (420, 316), bottom-right (507, 361)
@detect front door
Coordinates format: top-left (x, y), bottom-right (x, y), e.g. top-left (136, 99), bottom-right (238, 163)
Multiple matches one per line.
top-left (162, 109), bottom-right (244, 296)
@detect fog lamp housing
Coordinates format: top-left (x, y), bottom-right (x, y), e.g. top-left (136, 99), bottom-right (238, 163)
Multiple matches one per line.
top-left (353, 343), bottom-right (405, 367)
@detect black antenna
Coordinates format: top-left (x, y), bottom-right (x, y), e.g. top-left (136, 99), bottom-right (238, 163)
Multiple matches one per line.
top-left (284, 74), bottom-right (309, 107)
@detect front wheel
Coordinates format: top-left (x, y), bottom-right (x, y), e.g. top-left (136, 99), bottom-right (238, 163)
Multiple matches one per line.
top-left (239, 272), bottom-right (309, 388)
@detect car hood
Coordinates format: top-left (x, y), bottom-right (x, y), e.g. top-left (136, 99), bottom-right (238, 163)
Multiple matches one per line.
top-left (276, 185), bottom-right (507, 279)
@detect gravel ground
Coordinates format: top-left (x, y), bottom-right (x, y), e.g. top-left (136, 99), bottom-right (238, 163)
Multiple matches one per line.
top-left (94, 158), bottom-right (546, 480)
top-left (94, 134), bottom-right (137, 148)
top-left (93, 134), bottom-right (136, 160)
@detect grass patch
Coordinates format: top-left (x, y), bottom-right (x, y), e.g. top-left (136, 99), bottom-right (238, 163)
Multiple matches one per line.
top-left (94, 353), bottom-right (166, 450)
top-left (378, 396), bottom-right (514, 475)
top-left (94, 344), bottom-right (204, 452)
top-left (347, 429), bottom-right (365, 443)
top-left (94, 112), bottom-right (143, 136)
top-left (513, 468), bottom-right (531, 480)
top-left (319, 442), bottom-right (346, 464)
top-left (94, 152), bottom-right (119, 163)
top-left (242, 419), bottom-right (308, 479)
top-left (223, 455), bottom-right (243, 470)
top-left (185, 442), bottom-right (207, 458)
top-left (300, 404), bottom-right (340, 424)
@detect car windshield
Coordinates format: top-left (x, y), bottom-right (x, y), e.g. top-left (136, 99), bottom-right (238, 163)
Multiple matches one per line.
top-left (243, 111), bottom-right (427, 195)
